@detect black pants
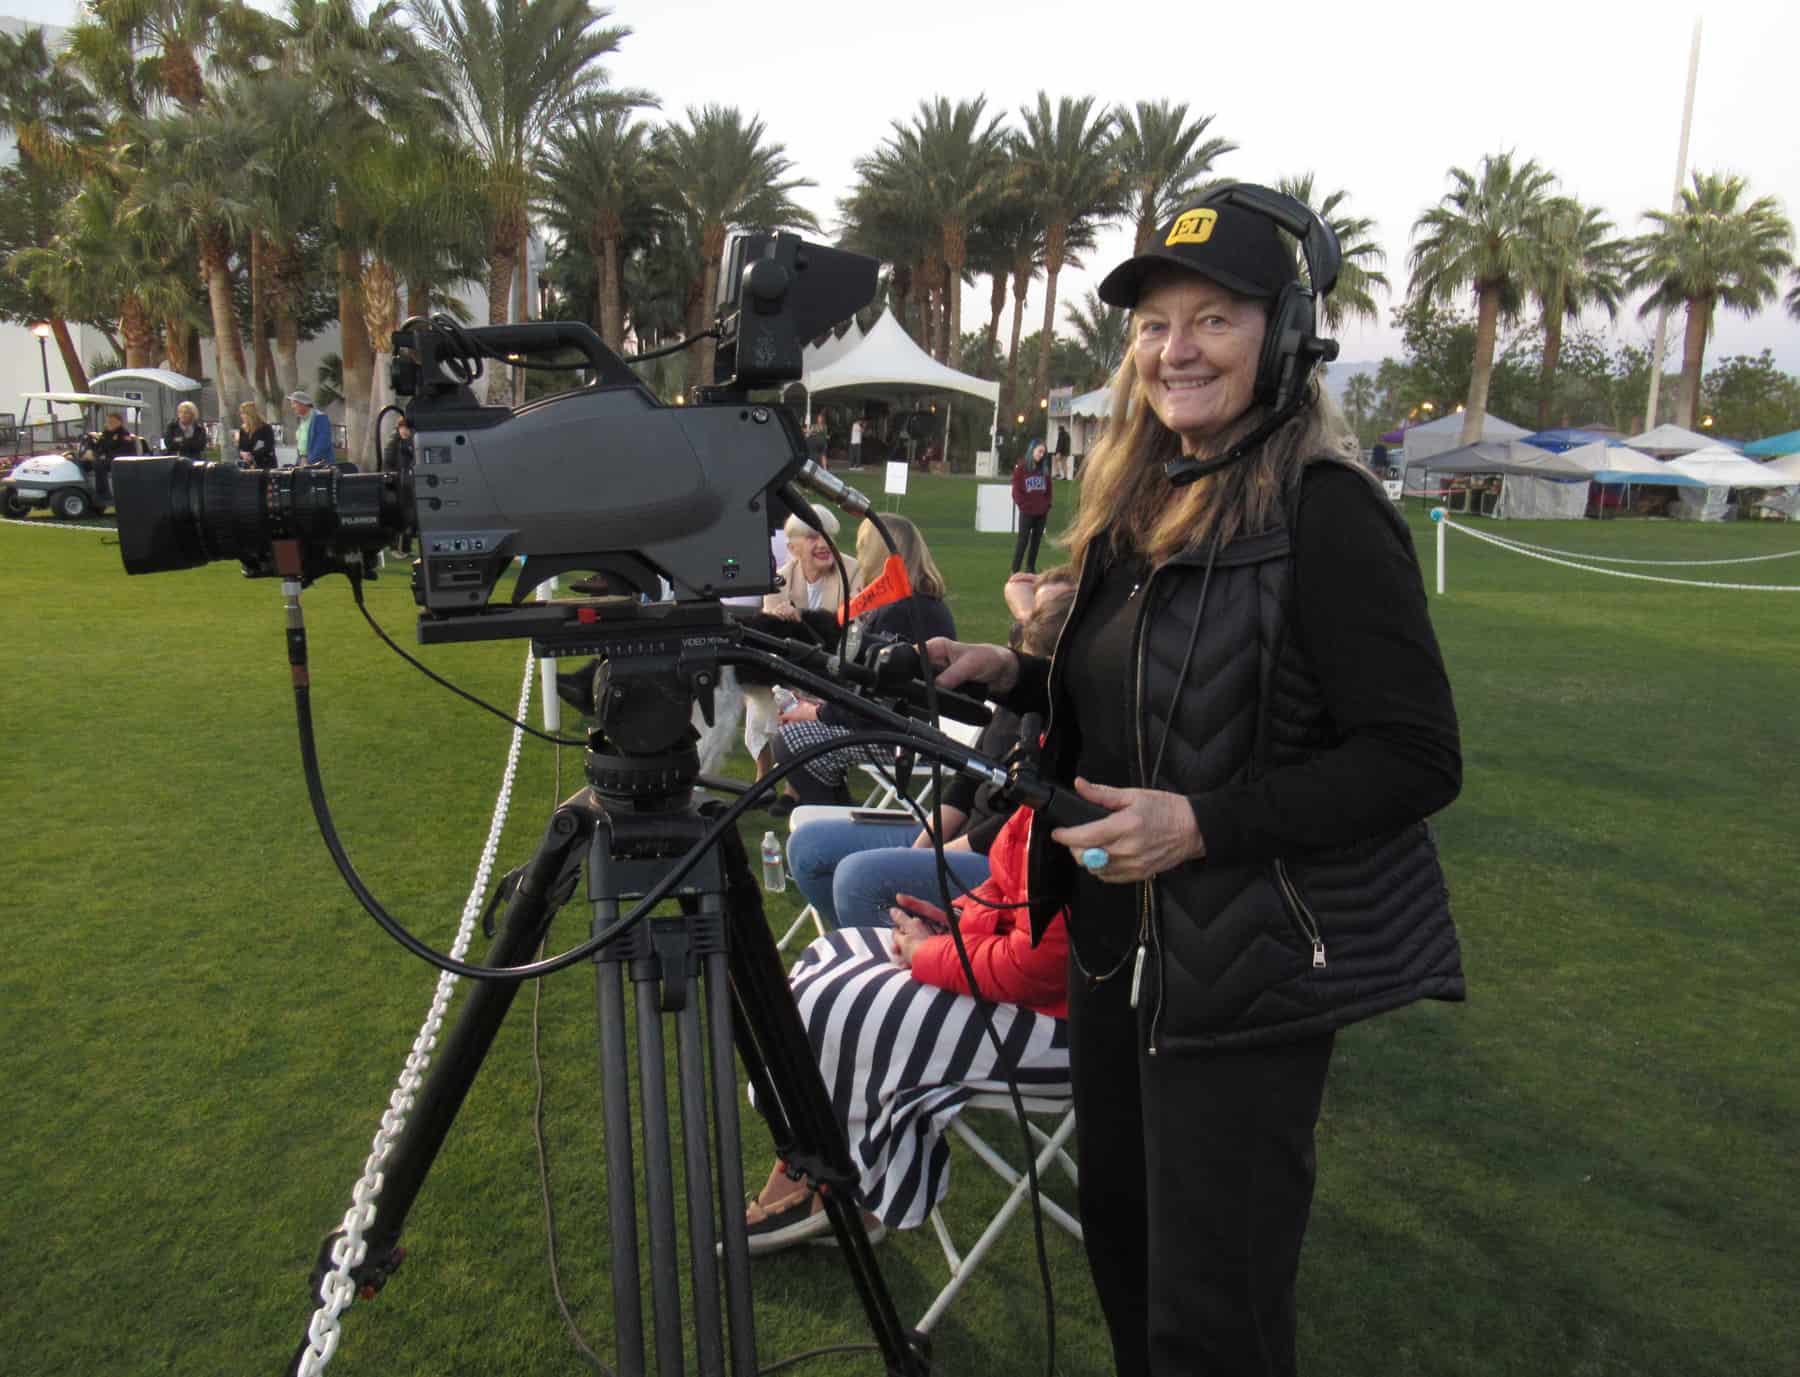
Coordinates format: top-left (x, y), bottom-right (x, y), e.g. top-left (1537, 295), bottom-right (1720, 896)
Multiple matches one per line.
top-left (1069, 961), bottom-right (1335, 1376)
top-left (1012, 513), bottom-right (1047, 573)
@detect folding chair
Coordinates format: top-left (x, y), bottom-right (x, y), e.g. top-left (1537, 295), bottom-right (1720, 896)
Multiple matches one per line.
top-left (854, 715), bottom-right (985, 811)
top-left (773, 802), bottom-right (910, 953)
top-left (918, 1091), bottom-right (1081, 1334)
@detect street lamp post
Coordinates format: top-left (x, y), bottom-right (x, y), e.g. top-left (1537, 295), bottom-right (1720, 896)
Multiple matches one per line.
top-left (30, 322), bottom-right (52, 391)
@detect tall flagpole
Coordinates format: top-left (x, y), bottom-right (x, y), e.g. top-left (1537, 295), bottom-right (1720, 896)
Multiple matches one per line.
top-left (1642, 19), bottom-right (1702, 432)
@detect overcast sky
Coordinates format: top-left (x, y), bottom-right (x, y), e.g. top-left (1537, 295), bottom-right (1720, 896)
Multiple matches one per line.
top-left (13, 0), bottom-right (1800, 373)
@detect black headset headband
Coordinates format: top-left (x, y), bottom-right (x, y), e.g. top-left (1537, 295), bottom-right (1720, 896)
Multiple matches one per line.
top-left (1202, 183), bottom-right (1342, 299)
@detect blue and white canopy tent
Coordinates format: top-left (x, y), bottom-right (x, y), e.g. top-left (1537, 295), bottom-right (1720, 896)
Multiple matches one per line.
top-left (1742, 428), bottom-right (1800, 458)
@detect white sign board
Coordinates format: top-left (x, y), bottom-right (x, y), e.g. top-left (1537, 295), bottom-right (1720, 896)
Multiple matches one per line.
top-left (974, 449), bottom-right (998, 478)
top-left (885, 461), bottom-right (909, 495)
top-left (975, 483), bottom-right (1018, 534)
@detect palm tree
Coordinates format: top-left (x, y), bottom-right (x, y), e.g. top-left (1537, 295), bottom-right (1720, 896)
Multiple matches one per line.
top-left (0, 28), bottom-right (109, 387)
top-left (1626, 171), bottom-right (1795, 429)
top-left (1012, 93), bottom-right (1123, 417)
top-left (404, 0), bottom-right (637, 402)
top-left (1408, 151), bottom-right (1558, 441)
top-left (859, 97), bottom-right (1010, 369)
top-left (1062, 289), bottom-right (1127, 389)
top-left (1109, 100), bottom-right (1235, 253)
top-left (1275, 173), bottom-right (1389, 332)
top-left (538, 110), bottom-right (662, 351)
top-left (69, 0), bottom-right (275, 113)
top-left (1527, 197), bottom-right (1626, 428)
top-left (654, 104), bottom-right (819, 389)
top-left (837, 172), bottom-right (935, 351)
top-left (128, 99), bottom-right (267, 416)
top-left (1787, 269), bottom-right (1800, 321)
top-left (1343, 372), bottom-right (1377, 440)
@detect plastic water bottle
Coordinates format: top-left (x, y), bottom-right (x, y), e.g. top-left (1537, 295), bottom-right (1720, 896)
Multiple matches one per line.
top-left (760, 831), bottom-right (786, 892)
top-left (772, 685), bottom-right (799, 717)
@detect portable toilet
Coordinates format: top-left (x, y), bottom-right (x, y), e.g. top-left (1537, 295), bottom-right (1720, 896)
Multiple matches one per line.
top-left (88, 368), bottom-right (207, 442)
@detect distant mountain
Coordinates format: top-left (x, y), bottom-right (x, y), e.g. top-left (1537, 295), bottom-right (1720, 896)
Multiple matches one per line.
top-left (1321, 359), bottom-right (1381, 402)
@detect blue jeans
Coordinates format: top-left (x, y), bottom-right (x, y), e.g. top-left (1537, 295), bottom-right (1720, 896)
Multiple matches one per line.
top-left (787, 818), bottom-right (991, 929)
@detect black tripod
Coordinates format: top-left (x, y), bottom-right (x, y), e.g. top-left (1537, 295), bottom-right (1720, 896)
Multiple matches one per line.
top-left (290, 640), bottom-right (932, 1376)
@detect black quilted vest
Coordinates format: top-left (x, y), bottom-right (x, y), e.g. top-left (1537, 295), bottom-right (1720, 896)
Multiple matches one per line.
top-left (1027, 461), bottom-right (1464, 1053)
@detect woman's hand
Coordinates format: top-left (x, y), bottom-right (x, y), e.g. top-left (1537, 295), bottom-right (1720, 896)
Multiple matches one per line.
top-left (925, 639), bottom-right (1019, 696)
top-left (777, 699), bottom-right (819, 725)
top-left (1002, 572), bottom-right (1040, 622)
top-left (889, 895), bottom-right (949, 967)
top-left (1047, 777), bottom-right (1206, 884)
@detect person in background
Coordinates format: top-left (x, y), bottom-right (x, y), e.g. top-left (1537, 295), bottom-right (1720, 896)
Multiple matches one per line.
top-left (89, 411), bottom-right (141, 502)
top-left (771, 514), bottom-right (954, 809)
top-left (928, 188), bottom-right (1463, 1376)
top-left (162, 401), bottom-right (209, 458)
top-left (806, 416), bottom-right (830, 472)
top-left (785, 568), bottom-right (1079, 930)
top-left (287, 390), bottom-right (335, 465)
top-left (1055, 422), bottom-right (1073, 479)
top-left (236, 401), bottom-right (277, 469)
top-left (849, 415), bottom-right (864, 468)
top-left (748, 507), bottom-right (859, 806)
top-left (382, 417), bottom-right (415, 473)
top-left (1011, 437), bottom-right (1054, 574)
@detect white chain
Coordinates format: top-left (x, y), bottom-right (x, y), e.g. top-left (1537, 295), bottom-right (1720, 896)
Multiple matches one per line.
top-left (1444, 526), bottom-right (1800, 566)
top-left (1443, 519), bottom-right (1800, 592)
top-left (1, 515), bottom-right (114, 530)
top-left (295, 648), bottom-right (538, 1376)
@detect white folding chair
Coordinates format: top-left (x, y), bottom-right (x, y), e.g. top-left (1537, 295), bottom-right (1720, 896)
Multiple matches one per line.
top-left (773, 803), bottom-right (910, 952)
top-left (918, 1092), bottom-right (1081, 1334)
top-left (855, 715), bottom-right (986, 811)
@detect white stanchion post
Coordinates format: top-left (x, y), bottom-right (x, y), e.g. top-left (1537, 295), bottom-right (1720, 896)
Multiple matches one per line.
top-left (536, 577), bottom-right (560, 734)
top-left (1430, 507), bottom-right (1447, 595)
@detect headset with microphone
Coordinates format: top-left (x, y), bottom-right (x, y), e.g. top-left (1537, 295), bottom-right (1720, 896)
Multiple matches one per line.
top-left (1162, 184), bottom-right (1343, 487)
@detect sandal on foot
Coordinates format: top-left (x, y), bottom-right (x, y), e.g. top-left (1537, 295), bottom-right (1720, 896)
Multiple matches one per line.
top-left (744, 1192), bottom-right (830, 1255)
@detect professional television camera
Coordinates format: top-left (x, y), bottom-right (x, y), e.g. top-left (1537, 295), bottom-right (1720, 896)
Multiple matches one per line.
top-left (109, 232), bottom-right (1101, 1377)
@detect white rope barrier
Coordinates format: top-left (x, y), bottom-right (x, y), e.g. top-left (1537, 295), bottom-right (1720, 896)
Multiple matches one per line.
top-left (295, 648), bottom-right (538, 1376)
top-left (1445, 529), bottom-right (1800, 567)
top-left (1, 515), bottom-right (114, 531)
top-left (1437, 514), bottom-right (1800, 593)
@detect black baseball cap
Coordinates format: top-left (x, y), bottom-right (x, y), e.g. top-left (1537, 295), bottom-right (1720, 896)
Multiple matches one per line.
top-left (1097, 199), bottom-right (1297, 308)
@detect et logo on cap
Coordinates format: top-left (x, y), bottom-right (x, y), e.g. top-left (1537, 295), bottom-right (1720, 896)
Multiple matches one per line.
top-left (1166, 208), bottom-right (1219, 247)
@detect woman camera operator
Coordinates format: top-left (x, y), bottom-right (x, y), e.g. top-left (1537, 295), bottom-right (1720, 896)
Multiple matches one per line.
top-left (928, 188), bottom-right (1464, 1376)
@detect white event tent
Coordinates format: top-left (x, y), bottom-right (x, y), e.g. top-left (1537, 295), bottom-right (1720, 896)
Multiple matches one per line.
top-left (800, 309), bottom-right (1001, 459)
top-left (803, 319), bottom-right (863, 373)
top-left (1625, 423), bottom-right (1719, 457)
top-left (1667, 446), bottom-right (1796, 521)
top-left (1401, 411), bottom-right (1532, 492)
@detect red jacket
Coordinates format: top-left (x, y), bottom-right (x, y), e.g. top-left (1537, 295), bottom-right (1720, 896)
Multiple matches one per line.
top-left (1011, 460), bottom-right (1053, 517)
top-left (908, 807), bottom-right (1069, 1019)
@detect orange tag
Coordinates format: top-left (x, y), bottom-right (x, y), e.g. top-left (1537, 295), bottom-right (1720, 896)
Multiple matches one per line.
top-left (839, 554), bottom-right (912, 623)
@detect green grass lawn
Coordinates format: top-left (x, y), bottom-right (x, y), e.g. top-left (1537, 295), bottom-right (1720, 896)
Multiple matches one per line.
top-left (3, 479), bottom-right (1797, 1376)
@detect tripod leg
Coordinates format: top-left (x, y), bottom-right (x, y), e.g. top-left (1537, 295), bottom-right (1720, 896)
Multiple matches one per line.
top-left (594, 934), bottom-right (645, 1374)
top-left (705, 946), bottom-right (757, 1377)
top-left (355, 800), bottom-right (591, 1275)
top-left (674, 957), bottom-right (726, 1377)
top-left (632, 960), bottom-right (685, 1377)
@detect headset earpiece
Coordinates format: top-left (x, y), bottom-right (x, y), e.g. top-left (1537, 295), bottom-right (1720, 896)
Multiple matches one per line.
top-left (1256, 280), bottom-right (1319, 412)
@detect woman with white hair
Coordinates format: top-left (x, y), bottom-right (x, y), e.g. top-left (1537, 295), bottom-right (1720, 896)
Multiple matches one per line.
top-left (162, 401), bottom-right (209, 458)
top-left (743, 508), bottom-right (859, 787)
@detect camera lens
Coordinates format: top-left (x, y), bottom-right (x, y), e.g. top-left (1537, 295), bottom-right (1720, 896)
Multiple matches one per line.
top-left (113, 457), bottom-right (402, 579)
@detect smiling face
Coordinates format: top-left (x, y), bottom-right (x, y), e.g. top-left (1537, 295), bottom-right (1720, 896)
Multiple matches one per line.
top-left (1132, 271), bottom-right (1267, 453)
top-left (794, 531), bottom-right (836, 577)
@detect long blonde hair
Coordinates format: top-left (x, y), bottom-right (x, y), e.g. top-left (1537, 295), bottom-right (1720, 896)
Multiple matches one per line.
top-left (855, 513), bottom-right (946, 598)
top-left (238, 401), bottom-right (266, 430)
top-left (1064, 331), bottom-right (1358, 571)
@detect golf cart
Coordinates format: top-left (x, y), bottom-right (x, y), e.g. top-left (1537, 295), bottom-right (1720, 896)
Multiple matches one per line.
top-left (1, 392), bottom-right (149, 519)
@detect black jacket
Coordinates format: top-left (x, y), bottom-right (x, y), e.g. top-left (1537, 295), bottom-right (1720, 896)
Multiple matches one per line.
top-left (163, 421), bottom-right (209, 458)
top-left (237, 423), bottom-right (277, 468)
top-left (1010, 459), bottom-right (1464, 1052)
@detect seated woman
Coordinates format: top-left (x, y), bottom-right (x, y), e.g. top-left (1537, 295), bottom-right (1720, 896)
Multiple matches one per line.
top-left (744, 803), bottom-right (1070, 1252)
top-left (785, 569), bottom-right (1079, 929)
top-left (746, 509), bottom-right (859, 794)
top-left (770, 514), bottom-right (954, 807)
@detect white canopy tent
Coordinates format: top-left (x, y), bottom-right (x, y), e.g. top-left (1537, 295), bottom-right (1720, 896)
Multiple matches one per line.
top-left (1402, 411), bottom-right (1531, 491)
top-left (1761, 454), bottom-right (1800, 481)
top-left (1064, 385), bottom-right (1112, 459)
top-left (1624, 423), bottom-right (1719, 457)
top-left (800, 309), bottom-right (1001, 461)
top-left (803, 319), bottom-right (863, 373)
top-left (1668, 447), bottom-right (1796, 521)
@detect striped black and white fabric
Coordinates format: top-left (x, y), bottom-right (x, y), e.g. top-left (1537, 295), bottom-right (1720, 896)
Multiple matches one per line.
top-left (788, 926), bottom-right (1071, 1230)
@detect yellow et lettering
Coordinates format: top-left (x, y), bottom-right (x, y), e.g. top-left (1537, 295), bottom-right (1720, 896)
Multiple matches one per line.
top-left (1166, 209), bottom-right (1218, 246)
